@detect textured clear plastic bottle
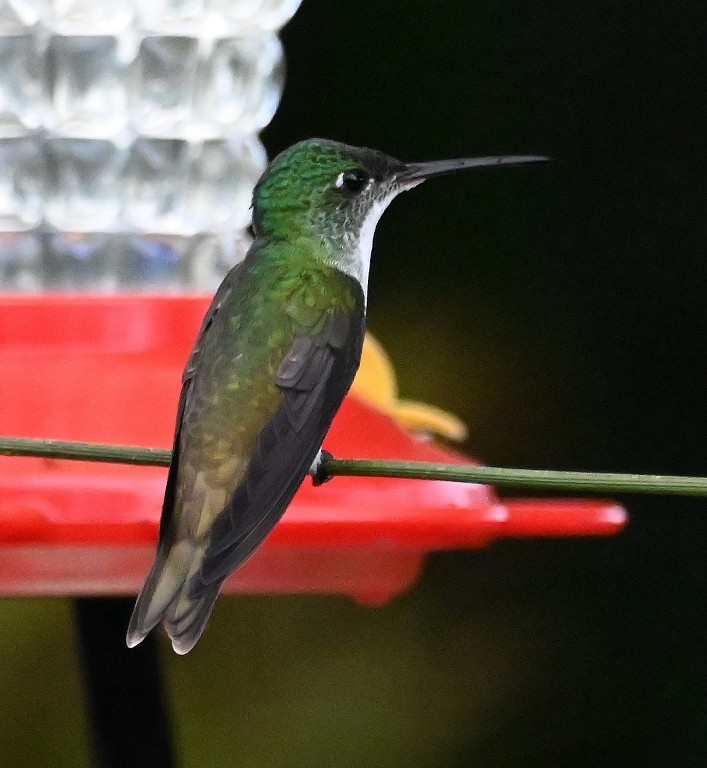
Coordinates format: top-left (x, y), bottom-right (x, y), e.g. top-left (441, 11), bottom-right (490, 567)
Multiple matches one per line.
top-left (0, 0), bottom-right (300, 290)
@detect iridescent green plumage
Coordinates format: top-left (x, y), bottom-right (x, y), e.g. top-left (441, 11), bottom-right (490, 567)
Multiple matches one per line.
top-left (127, 242), bottom-right (364, 653)
top-left (179, 245), bottom-right (360, 525)
top-left (253, 140), bottom-right (404, 245)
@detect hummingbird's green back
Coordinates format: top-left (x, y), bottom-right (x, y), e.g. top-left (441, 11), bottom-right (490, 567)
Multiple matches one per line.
top-left (128, 233), bottom-right (366, 653)
top-left (173, 242), bottom-right (363, 548)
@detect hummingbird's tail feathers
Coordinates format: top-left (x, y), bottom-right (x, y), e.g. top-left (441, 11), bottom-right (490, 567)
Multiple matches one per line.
top-left (125, 540), bottom-right (205, 651)
top-left (163, 585), bottom-right (220, 655)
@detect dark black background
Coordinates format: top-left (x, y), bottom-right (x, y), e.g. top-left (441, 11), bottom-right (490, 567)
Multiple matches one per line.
top-left (262, 2), bottom-right (706, 765)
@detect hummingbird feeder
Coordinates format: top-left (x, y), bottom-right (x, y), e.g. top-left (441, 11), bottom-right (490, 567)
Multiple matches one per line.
top-left (0, 294), bottom-right (626, 601)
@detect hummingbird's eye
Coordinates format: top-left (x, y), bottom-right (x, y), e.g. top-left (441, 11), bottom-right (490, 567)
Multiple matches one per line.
top-left (335, 169), bottom-right (370, 195)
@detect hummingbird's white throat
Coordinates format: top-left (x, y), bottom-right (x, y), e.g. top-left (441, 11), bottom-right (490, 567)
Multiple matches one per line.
top-left (340, 185), bottom-right (413, 304)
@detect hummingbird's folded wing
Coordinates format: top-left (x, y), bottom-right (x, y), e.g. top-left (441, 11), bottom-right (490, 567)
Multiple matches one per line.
top-left (156, 270), bottom-right (238, 543)
top-left (192, 280), bottom-right (366, 589)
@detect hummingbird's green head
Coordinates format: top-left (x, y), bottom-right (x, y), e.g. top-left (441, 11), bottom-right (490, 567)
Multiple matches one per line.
top-left (252, 139), bottom-right (406, 244)
top-left (252, 138), bottom-right (548, 297)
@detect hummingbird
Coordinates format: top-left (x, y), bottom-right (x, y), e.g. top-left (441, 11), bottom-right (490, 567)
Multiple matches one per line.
top-left (126, 138), bottom-right (546, 654)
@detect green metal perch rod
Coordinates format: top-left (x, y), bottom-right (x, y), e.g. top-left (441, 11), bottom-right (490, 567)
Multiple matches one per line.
top-left (1, 436), bottom-right (706, 497)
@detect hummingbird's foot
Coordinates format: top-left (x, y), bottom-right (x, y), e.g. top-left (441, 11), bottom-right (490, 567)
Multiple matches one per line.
top-left (309, 449), bottom-right (335, 487)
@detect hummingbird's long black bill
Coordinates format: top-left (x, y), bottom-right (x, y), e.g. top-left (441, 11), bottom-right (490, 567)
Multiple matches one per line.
top-left (398, 155), bottom-right (550, 183)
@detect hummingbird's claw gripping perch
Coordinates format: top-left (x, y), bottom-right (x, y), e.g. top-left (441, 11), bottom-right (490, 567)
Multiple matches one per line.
top-left (310, 449), bottom-right (335, 486)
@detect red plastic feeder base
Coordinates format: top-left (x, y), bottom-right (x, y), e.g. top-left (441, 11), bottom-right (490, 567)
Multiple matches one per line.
top-left (0, 295), bottom-right (627, 603)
